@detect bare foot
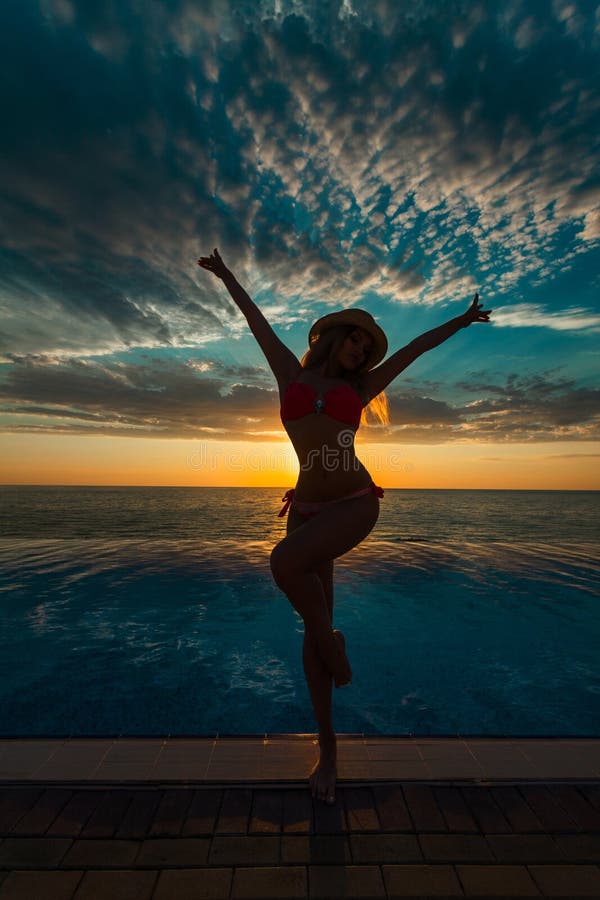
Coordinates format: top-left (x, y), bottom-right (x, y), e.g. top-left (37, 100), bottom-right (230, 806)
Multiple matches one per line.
top-left (309, 736), bottom-right (337, 804)
top-left (332, 629), bottom-right (352, 688)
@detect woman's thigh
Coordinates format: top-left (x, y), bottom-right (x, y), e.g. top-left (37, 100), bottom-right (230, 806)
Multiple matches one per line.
top-left (273, 491), bottom-right (380, 578)
top-left (287, 507), bottom-right (334, 619)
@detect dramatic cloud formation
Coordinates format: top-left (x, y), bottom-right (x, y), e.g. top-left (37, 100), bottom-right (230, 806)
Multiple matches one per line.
top-left (1, 0), bottom-right (598, 445)
top-left (2, 352), bottom-right (598, 443)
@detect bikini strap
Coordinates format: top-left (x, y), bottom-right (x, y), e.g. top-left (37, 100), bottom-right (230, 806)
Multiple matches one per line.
top-left (279, 483), bottom-right (381, 517)
top-left (278, 488), bottom-right (295, 517)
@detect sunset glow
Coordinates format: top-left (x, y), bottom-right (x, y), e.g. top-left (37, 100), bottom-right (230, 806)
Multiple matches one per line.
top-left (2, 433), bottom-right (597, 490)
top-left (1, 1), bottom-right (598, 488)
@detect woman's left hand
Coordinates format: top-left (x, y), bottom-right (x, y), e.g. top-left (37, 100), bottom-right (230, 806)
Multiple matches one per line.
top-left (462, 292), bottom-right (492, 326)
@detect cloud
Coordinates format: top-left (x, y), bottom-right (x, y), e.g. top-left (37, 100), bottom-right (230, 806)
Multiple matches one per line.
top-left (451, 370), bottom-right (600, 436)
top-left (387, 394), bottom-right (461, 426)
top-left (490, 303), bottom-right (600, 332)
top-left (1, 355), bottom-right (598, 444)
top-left (0, 0), bottom-right (597, 453)
top-left (543, 452), bottom-right (600, 458)
top-left (0, 353), bottom-right (280, 440)
top-left (0, 0), bottom-right (598, 356)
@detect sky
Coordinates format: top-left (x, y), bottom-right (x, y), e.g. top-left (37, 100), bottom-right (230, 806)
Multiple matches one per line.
top-left (1, 0), bottom-right (599, 488)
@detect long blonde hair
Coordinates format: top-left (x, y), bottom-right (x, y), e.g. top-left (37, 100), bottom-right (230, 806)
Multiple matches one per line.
top-left (300, 324), bottom-right (389, 426)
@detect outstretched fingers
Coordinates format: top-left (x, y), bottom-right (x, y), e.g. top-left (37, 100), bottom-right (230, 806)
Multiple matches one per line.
top-left (468, 292), bottom-right (492, 323)
top-left (197, 248), bottom-right (229, 280)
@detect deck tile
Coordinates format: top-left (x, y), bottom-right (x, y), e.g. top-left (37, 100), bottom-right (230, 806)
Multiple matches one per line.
top-left (281, 834), bottom-right (351, 864)
top-left (231, 865), bottom-right (307, 899)
top-left (382, 863), bottom-right (464, 896)
top-left (114, 791), bottom-right (162, 840)
top-left (456, 863), bottom-right (541, 896)
top-left (46, 791), bottom-right (104, 838)
top-left (579, 784), bottom-right (600, 810)
top-left (308, 863), bottom-right (386, 898)
top-left (206, 763), bottom-right (263, 780)
top-left (0, 738), bottom-right (599, 899)
top-left (135, 836), bottom-right (211, 866)
top-left (460, 785), bottom-right (512, 833)
top-left (365, 743), bottom-right (422, 761)
top-left (551, 833), bottom-right (600, 862)
top-left (71, 868), bottom-right (158, 899)
top-left (343, 787), bottom-right (380, 832)
top-left (419, 833), bottom-right (495, 862)
top-left (0, 789), bottom-right (44, 834)
top-left (99, 741), bottom-right (162, 763)
top-left (147, 788), bottom-right (194, 836)
top-left (161, 738), bottom-right (215, 757)
top-left (402, 784), bottom-right (448, 831)
top-left (349, 832), bottom-right (421, 863)
top-left (62, 838), bottom-right (140, 867)
top-left (182, 789), bottom-right (223, 836)
top-left (5, 788), bottom-right (73, 835)
top-left (519, 784), bottom-right (581, 832)
top-left (0, 869), bottom-right (83, 900)
top-left (208, 835), bottom-right (280, 865)
top-left (485, 833), bottom-right (565, 863)
top-left (372, 784), bottom-right (413, 831)
top-left (487, 785), bottom-right (546, 833)
top-left (359, 760), bottom-right (429, 778)
top-left (249, 789), bottom-right (283, 834)
top-left (528, 864), bottom-right (600, 897)
top-left (214, 788), bottom-right (252, 834)
top-left (282, 789), bottom-right (312, 834)
top-left (416, 741), bottom-right (472, 759)
top-left (151, 762), bottom-right (210, 780)
top-left (152, 867), bottom-right (232, 899)
top-left (337, 765), bottom-right (378, 781)
top-left (546, 784), bottom-right (600, 831)
top-left (0, 837), bottom-right (72, 867)
top-left (432, 786), bottom-right (480, 832)
top-left (312, 793), bottom-right (347, 835)
top-left (79, 790), bottom-right (135, 838)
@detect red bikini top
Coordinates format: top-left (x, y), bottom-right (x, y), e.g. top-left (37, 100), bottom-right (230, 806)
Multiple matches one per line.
top-left (280, 380), bottom-right (363, 430)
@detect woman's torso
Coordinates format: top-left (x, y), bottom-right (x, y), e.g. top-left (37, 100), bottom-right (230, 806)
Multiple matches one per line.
top-left (279, 367), bottom-right (373, 501)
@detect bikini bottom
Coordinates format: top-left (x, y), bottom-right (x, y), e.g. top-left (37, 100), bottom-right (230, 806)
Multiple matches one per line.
top-left (277, 481), bottom-right (384, 519)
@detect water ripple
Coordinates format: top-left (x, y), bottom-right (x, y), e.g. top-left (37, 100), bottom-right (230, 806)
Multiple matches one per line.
top-left (1, 537), bottom-right (598, 736)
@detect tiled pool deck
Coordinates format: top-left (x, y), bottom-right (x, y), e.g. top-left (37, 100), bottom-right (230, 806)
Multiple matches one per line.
top-left (0, 736), bottom-right (599, 898)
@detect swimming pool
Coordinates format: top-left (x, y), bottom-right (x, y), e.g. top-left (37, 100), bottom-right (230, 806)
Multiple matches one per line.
top-left (1, 533), bottom-right (598, 736)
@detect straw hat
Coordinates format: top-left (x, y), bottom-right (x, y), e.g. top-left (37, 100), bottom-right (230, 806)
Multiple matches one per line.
top-left (308, 308), bottom-right (388, 369)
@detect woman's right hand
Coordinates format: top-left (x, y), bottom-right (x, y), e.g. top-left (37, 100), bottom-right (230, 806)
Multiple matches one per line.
top-left (197, 247), bottom-right (230, 280)
top-left (461, 292), bottom-right (492, 326)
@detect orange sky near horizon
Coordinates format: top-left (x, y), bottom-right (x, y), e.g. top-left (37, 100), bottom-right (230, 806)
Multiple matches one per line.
top-left (1, 433), bottom-right (598, 490)
top-left (2, 1), bottom-right (600, 501)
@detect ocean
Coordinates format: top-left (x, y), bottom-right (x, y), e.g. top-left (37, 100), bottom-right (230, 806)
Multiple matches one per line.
top-left (0, 486), bottom-right (598, 737)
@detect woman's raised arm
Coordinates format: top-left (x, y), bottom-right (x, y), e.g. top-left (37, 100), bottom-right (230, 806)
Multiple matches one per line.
top-left (198, 248), bottom-right (300, 385)
top-left (362, 293), bottom-right (492, 401)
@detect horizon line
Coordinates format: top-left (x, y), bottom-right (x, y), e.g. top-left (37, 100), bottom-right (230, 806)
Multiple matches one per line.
top-left (0, 484), bottom-right (598, 491)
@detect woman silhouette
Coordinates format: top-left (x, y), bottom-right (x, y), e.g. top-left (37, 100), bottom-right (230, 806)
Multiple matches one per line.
top-left (198, 248), bottom-right (491, 804)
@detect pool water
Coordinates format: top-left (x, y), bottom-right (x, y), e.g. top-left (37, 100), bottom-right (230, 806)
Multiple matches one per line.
top-left (1, 534), bottom-right (598, 736)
